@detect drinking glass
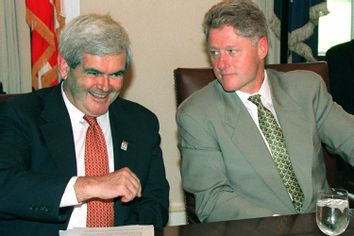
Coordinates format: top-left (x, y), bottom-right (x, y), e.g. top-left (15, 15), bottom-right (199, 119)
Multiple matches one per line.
top-left (316, 188), bottom-right (350, 236)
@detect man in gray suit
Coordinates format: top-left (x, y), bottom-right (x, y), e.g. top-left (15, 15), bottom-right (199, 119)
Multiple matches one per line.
top-left (177, 0), bottom-right (354, 223)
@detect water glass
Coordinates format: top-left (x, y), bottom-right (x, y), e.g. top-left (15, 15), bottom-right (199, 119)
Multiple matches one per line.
top-left (316, 188), bottom-right (350, 236)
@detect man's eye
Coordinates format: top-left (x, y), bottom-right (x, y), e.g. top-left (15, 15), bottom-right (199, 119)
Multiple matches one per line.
top-left (226, 49), bottom-right (237, 55)
top-left (209, 50), bottom-right (220, 58)
top-left (110, 71), bottom-right (125, 79)
top-left (86, 70), bottom-right (99, 76)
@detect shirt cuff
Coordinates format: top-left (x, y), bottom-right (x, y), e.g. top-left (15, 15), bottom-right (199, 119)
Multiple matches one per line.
top-left (60, 176), bottom-right (80, 207)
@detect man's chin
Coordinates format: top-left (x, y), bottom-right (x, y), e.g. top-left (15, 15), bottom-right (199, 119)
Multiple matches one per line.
top-left (85, 101), bottom-right (110, 116)
top-left (89, 108), bottom-right (109, 117)
top-left (221, 84), bottom-right (237, 93)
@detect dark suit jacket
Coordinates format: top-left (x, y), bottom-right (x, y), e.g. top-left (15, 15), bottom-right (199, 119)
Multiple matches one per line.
top-left (326, 39), bottom-right (354, 114)
top-left (177, 69), bottom-right (354, 222)
top-left (0, 84), bottom-right (169, 235)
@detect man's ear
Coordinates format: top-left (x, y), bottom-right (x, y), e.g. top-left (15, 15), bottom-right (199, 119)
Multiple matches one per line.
top-left (57, 54), bottom-right (69, 80)
top-left (257, 36), bottom-right (268, 60)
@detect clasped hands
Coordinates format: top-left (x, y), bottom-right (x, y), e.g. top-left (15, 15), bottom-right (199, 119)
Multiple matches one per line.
top-left (74, 167), bottom-right (142, 203)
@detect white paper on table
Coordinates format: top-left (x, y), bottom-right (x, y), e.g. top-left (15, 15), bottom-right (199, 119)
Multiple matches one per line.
top-left (59, 225), bottom-right (154, 236)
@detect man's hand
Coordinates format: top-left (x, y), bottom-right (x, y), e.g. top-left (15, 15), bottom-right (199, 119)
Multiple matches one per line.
top-left (74, 167), bottom-right (142, 203)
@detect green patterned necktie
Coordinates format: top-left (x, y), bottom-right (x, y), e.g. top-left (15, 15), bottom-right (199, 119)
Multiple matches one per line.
top-left (248, 94), bottom-right (304, 212)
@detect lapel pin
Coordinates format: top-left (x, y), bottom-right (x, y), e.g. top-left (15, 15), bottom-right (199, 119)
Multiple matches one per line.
top-left (121, 141), bottom-right (128, 151)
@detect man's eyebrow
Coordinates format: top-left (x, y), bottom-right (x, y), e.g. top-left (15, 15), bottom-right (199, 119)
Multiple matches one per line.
top-left (83, 67), bottom-right (126, 76)
top-left (84, 68), bottom-right (103, 74)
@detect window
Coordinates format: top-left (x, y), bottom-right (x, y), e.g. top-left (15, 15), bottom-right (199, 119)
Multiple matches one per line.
top-left (318, 0), bottom-right (353, 55)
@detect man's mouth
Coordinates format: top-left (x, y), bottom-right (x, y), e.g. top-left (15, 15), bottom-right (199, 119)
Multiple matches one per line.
top-left (89, 91), bottom-right (109, 99)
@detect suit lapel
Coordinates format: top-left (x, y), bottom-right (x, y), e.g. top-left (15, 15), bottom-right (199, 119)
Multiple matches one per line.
top-left (109, 99), bottom-right (137, 171)
top-left (40, 85), bottom-right (77, 177)
top-left (216, 83), bottom-right (294, 210)
top-left (268, 71), bottom-right (314, 209)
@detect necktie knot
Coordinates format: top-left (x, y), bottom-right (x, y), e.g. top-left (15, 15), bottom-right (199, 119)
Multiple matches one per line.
top-left (248, 94), bottom-right (262, 107)
top-left (84, 115), bottom-right (98, 127)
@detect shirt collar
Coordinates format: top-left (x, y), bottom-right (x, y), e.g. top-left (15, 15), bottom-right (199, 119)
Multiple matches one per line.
top-left (236, 70), bottom-right (272, 106)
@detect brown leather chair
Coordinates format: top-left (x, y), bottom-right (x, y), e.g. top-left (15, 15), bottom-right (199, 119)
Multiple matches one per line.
top-left (174, 61), bottom-right (340, 224)
top-left (175, 62), bottom-right (330, 105)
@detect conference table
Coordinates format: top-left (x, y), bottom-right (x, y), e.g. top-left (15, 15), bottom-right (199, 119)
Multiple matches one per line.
top-left (155, 213), bottom-right (354, 236)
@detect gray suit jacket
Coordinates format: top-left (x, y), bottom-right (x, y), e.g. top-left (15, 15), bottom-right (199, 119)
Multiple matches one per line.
top-left (177, 69), bottom-right (354, 222)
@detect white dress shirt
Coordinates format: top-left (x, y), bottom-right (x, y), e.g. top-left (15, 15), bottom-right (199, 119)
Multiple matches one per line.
top-left (59, 84), bottom-right (115, 229)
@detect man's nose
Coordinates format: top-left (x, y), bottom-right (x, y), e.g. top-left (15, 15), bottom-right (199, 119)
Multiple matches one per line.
top-left (98, 75), bottom-right (110, 91)
top-left (215, 52), bottom-right (231, 70)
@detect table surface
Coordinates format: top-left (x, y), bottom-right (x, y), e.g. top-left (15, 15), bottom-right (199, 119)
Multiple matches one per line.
top-left (155, 213), bottom-right (354, 236)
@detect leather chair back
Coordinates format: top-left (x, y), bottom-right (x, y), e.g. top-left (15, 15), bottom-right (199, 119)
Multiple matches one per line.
top-left (174, 61), bottom-right (337, 224)
top-left (175, 62), bottom-right (329, 106)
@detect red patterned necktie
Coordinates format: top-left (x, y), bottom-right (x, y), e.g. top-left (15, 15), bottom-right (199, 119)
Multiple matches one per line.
top-left (84, 115), bottom-right (114, 227)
